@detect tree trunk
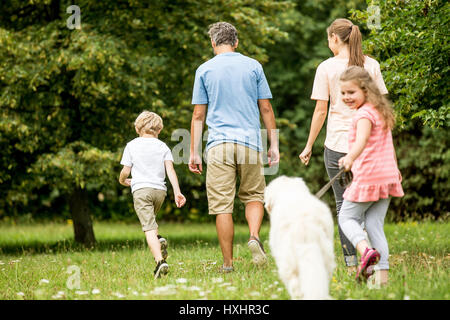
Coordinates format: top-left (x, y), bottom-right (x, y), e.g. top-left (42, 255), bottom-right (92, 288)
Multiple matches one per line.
top-left (69, 188), bottom-right (96, 247)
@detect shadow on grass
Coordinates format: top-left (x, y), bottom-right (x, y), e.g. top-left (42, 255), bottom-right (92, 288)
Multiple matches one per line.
top-left (0, 233), bottom-right (254, 256)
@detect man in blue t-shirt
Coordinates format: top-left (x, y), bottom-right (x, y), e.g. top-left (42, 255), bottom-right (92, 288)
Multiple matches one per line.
top-left (189, 22), bottom-right (279, 272)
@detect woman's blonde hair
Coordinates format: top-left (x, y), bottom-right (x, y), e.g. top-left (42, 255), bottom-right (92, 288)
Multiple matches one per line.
top-left (134, 111), bottom-right (163, 135)
top-left (327, 18), bottom-right (365, 67)
top-left (340, 66), bottom-right (395, 130)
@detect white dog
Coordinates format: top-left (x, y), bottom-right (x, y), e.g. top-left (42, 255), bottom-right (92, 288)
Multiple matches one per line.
top-left (265, 176), bottom-right (336, 300)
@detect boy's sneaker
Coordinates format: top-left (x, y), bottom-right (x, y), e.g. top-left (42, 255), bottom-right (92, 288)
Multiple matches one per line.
top-left (158, 235), bottom-right (168, 260)
top-left (247, 236), bottom-right (267, 266)
top-left (355, 248), bottom-right (380, 283)
top-left (154, 259), bottom-right (169, 279)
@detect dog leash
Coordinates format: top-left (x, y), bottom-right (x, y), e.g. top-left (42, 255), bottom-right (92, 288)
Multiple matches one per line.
top-left (315, 168), bottom-right (351, 199)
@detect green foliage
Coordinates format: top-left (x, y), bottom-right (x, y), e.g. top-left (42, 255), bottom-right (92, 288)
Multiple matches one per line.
top-left (0, 0), bottom-right (448, 222)
top-left (348, 0), bottom-right (450, 219)
top-left (351, 0), bottom-right (450, 128)
top-left (0, 0), bottom-right (290, 220)
top-left (391, 125), bottom-right (449, 220)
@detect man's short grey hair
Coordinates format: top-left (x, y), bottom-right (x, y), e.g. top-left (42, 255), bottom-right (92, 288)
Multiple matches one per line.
top-left (208, 22), bottom-right (238, 47)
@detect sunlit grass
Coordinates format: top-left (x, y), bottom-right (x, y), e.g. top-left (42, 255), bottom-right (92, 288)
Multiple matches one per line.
top-left (0, 221), bottom-right (448, 300)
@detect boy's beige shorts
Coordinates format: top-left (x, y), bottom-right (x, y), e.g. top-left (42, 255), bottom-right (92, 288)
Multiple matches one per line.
top-left (206, 143), bottom-right (266, 215)
top-left (132, 187), bottom-right (166, 232)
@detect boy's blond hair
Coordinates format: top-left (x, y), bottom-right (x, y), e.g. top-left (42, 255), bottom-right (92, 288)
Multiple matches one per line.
top-left (134, 111), bottom-right (163, 135)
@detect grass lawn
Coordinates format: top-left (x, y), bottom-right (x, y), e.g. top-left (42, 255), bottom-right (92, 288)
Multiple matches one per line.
top-left (0, 220), bottom-right (448, 300)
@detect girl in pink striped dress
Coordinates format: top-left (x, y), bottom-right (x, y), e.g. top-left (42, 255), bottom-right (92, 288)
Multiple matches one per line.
top-left (337, 66), bottom-right (404, 285)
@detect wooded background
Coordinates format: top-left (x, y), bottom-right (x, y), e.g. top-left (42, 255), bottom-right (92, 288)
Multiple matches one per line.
top-left (0, 0), bottom-right (448, 244)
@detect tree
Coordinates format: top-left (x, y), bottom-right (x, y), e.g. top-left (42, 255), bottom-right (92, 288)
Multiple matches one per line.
top-left (350, 0), bottom-right (450, 218)
top-left (351, 0), bottom-right (450, 128)
top-left (0, 0), bottom-right (290, 244)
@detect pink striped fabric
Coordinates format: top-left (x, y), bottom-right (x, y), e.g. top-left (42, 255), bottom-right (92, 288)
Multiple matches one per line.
top-left (343, 103), bottom-right (404, 202)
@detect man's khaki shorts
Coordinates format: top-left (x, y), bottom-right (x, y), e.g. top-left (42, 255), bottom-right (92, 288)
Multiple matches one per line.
top-left (206, 143), bottom-right (266, 215)
top-left (132, 187), bottom-right (166, 232)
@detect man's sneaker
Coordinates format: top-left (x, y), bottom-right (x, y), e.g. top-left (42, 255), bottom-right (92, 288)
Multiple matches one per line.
top-left (158, 235), bottom-right (168, 260)
top-left (154, 259), bottom-right (169, 279)
top-left (247, 236), bottom-right (267, 266)
top-left (355, 248), bottom-right (380, 283)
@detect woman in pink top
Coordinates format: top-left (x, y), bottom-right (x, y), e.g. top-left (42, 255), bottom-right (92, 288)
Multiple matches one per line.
top-left (338, 66), bottom-right (404, 285)
top-left (299, 18), bottom-right (388, 272)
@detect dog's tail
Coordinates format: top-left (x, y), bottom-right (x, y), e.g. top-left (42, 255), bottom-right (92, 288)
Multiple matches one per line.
top-left (296, 243), bottom-right (331, 300)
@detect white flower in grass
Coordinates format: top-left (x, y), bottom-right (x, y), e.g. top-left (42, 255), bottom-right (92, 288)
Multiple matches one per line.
top-left (270, 294), bottom-right (279, 299)
top-left (219, 282), bottom-right (232, 287)
top-left (403, 295), bottom-right (410, 300)
top-left (176, 278), bottom-right (188, 284)
top-left (52, 291), bottom-right (65, 299)
top-left (226, 286), bottom-right (237, 291)
top-left (16, 292), bottom-right (25, 296)
top-left (39, 279), bottom-right (50, 284)
top-left (250, 291), bottom-right (260, 297)
top-left (92, 289), bottom-right (100, 295)
top-left (113, 292), bottom-right (125, 298)
top-left (151, 286), bottom-right (177, 296)
top-left (187, 286), bottom-right (201, 291)
top-left (0, 261), bottom-right (4, 265)
top-left (212, 277), bottom-right (223, 284)
top-left (75, 291), bottom-right (89, 295)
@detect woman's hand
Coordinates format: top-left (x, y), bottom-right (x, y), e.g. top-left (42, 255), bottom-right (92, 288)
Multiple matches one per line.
top-left (299, 146), bottom-right (312, 165)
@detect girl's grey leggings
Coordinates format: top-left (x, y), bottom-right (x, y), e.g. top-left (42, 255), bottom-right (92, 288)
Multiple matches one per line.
top-left (338, 198), bottom-right (390, 270)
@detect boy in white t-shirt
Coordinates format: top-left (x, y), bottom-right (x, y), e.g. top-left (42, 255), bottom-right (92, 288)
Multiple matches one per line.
top-left (119, 111), bottom-right (186, 279)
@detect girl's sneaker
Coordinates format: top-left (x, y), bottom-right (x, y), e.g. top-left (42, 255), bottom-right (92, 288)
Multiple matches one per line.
top-left (158, 235), bottom-right (168, 260)
top-left (154, 259), bottom-right (169, 279)
top-left (355, 248), bottom-right (380, 283)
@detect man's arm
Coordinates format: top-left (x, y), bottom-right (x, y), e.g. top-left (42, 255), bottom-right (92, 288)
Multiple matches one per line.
top-left (119, 166), bottom-right (131, 186)
top-left (189, 104), bottom-right (207, 174)
top-left (258, 99), bottom-right (279, 166)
